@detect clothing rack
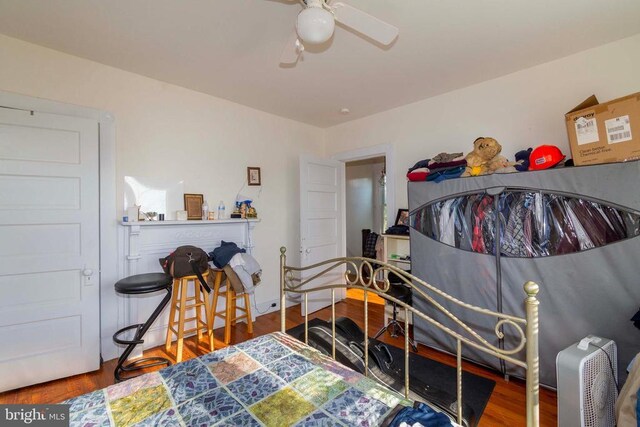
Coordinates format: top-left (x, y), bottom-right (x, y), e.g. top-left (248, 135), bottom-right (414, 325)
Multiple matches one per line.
top-left (408, 161), bottom-right (640, 387)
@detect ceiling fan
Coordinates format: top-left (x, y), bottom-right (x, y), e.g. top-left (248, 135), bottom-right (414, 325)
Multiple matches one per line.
top-left (279, 0), bottom-right (399, 64)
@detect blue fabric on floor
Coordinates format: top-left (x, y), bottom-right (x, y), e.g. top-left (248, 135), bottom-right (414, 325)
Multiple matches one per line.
top-left (388, 402), bottom-right (451, 427)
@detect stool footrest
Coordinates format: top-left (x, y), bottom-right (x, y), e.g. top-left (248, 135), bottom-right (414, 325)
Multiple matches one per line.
top-left (175, 302), bottom-right (207, 310)
top-left (115, 356), bottom-right (171, 382)
top-left (168, 319), bottom-right (208, 334)
top-left (113, 324), bottom-right (144, 345)
top-left (113, 285), bottom-right (173, 382)
top-left (182, 326), bottom-right (206, 335)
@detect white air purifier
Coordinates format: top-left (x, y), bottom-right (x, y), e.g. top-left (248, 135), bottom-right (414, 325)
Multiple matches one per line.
top-left (556, 335), bottom-right (618, 427)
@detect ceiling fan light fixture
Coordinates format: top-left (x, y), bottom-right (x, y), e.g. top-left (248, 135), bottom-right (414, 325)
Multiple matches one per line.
top-left (296, 7), bottom-right (335, 44)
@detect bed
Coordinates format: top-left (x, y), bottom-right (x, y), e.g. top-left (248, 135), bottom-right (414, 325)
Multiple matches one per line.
top-left (66, 247), bottom-right (540, 426)
top-left (65, 332), bottom-right (412, 426)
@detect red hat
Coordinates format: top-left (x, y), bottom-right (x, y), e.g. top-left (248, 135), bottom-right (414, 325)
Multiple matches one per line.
top-left (529, 145), bottom-right (565, 171)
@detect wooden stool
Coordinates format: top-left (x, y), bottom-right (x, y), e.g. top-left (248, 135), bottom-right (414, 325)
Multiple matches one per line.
top-left (210, 269), bottom-right (253, 344)
top-left (165, 271), bottom-right (213, 362)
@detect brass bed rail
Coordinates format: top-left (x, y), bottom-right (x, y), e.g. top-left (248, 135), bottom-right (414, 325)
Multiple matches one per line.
top-left (279, 247), bottom-right (540, 427)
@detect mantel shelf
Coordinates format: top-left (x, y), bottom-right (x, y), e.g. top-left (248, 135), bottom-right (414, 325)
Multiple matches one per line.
top-left (120, 219), bottom-right (260, 226)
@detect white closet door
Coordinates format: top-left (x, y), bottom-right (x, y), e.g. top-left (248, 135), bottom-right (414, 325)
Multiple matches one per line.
top-left (0, 107), bottom-right (100, 392)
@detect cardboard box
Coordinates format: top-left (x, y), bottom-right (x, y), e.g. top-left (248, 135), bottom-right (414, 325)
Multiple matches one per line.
top-left (565, 92), bottom-right (640, 166)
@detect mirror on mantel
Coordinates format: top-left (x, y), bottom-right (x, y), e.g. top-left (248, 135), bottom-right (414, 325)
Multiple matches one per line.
top-left (124, 175), bottom-right (185, 221)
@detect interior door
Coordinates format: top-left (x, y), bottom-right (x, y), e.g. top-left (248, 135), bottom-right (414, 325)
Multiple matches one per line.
top-left (0, 107), bottom-right (100, 392)
top-left (299, 155), bottom-right (345, 315)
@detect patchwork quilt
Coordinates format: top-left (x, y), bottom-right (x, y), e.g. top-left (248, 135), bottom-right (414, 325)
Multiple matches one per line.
top-left (64, 332), bottom-right (413, 427)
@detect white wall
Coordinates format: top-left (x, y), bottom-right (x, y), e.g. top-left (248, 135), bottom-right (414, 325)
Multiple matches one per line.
top-left (326, 34), bottom-right (640, 210)
top-left (0, 34), bottom-right (325, 359)
top-left (345, 159), bottom-right (385, 259)
top-left (1, 29), bottom-right (639, 362)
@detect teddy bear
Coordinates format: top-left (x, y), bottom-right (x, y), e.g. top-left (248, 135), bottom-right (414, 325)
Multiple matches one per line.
top-left (461, 137), bottom-right (518, 177)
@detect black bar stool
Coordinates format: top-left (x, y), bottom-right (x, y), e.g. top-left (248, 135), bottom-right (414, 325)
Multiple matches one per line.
top-left (113, 272), bottom-right (173, 382)
top-left (374, 282), bottom-right (418, 352)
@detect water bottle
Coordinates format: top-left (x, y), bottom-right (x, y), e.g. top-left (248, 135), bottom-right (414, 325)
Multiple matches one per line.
top-left (202, 200), bottom-right (209, 220)
top-left (217, 200), bottom-right (225, 220)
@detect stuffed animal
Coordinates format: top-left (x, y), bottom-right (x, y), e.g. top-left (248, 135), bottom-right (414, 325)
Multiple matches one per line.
top-left (462, 137), bottom-right (518, 177)
top-left (514, 148), bottom-right (532, 171)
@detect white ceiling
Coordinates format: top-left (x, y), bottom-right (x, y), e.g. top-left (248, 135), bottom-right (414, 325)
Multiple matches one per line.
top-left (1, 1), bottom-right (639, 127)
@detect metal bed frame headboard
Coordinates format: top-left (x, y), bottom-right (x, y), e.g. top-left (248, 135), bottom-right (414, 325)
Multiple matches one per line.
top-left (279, 247), bottom-right (540, 427)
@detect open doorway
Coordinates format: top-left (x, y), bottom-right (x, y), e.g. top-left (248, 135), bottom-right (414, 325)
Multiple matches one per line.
top-left (345, 156), bottom-right (387, 259)
top-left (330, 144), bottom-right (395, 304)
top-left (344, 156), bottom-right (387, 305)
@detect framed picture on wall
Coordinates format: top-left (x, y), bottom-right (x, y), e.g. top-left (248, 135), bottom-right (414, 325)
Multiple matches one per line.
top-left (184, 193), bottom-right (204, 220)
top-left (395, 209), bottom-right (409, 226)
top-left (247, 167), bottom-right (261, 186)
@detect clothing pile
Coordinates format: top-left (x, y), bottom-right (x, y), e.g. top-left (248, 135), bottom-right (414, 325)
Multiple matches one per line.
top-left (407, 152), bottom-right (467, 183)
top-left (385, 224), bottom-right (410, 236)
top-left (209, 241), bottom-right (262, 294)
top-left (615, 351), bottom-right (640, 426)
top-left (381, 402), bottom-right (451, 427)
top-left (412, 192), bottom-right (640, 257)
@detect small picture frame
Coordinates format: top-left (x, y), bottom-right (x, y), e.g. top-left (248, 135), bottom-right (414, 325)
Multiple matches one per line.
top-left (247, 167), bottom-right (261, 186)
top-left (183, 193), bottom-right (204, 220)
top-left (395, 209), bottom-right (409, 226)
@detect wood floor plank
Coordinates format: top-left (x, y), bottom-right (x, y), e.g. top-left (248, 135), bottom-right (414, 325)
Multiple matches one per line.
top-left (0, 297), bottom-right (556, 426)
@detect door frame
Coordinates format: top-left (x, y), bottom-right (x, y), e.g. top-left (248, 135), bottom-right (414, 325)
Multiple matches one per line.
top-left (0, 89), bottom-right (117, 360)
top-left (331, 143), bottom-right (395, 243)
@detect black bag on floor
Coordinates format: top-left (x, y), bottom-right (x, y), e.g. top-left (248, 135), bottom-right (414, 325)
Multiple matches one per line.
top-left (303, 317), bottom-right (475, 427)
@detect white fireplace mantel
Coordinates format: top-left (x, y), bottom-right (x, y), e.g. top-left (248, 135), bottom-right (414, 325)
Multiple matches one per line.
top-left (116, 218), bottom-right (259, 356)
top-left (120, 219), bottom-right (259, 274)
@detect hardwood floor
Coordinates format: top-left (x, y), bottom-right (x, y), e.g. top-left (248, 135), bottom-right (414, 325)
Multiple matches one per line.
top-left (0, 297), bottom-right (557, 426)
top-left (346, 287), bottom-right (385, 304)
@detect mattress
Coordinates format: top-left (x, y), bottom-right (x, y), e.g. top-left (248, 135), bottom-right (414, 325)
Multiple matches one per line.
top-left (64, 332), bottom-right (419, 427)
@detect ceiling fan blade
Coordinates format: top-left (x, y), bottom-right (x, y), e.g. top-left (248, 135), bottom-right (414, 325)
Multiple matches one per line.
top-left (280, 29), bottom-right (304, 64)
top-left (331, 2), bottom-right (398, 45)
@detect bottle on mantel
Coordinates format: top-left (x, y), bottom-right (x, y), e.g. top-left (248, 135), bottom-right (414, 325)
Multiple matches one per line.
top-left (217, 200), bottom-right (225, 220)
top-left (202, 200), bottom-right (209, 220)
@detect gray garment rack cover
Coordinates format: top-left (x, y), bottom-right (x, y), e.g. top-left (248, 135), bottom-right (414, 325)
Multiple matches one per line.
top-left (408, 161), bottom-right (640, 387)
